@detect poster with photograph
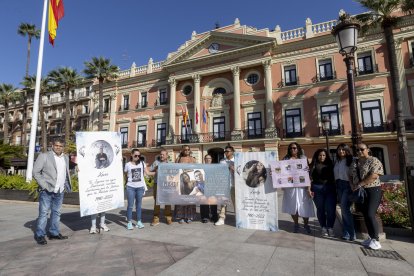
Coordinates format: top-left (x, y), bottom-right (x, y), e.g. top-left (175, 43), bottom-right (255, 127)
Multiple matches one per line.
top-left (269, 159), bottom-right (310, 188)
top-left (235, 151), bottom-right (278, 231)
top-left (156, 163), bottom-right (230, 205)
top-left (76, 132), bottom-right (124, 217)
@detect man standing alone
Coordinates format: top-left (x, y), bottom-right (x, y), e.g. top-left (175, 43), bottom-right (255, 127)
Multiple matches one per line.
top-left (33, 138), bottom-right (72, 245)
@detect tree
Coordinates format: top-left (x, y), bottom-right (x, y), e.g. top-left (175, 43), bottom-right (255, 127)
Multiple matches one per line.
top-left (356, 0), bottom-right (414, 180)
top-left (0, 84), bottom-right (21, 144)
top-left (0, 141), bottom-right (24, 173)
top-left (17, 23), bottom-right (40, 148)
top-left (21, 75), bottom-right (51, 152)
top-left (48, 67), bottom-right (82, 143)
top-left (83, 57), bottom-right (119, 131)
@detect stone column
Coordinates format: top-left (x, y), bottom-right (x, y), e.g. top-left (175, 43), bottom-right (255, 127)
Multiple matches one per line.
top-left (394, 38), bottom-right (412, 118)
top-left (232, 66), bottom-right (241, 132)
top-left (193, 74), bottom-right (201, 134)
top-left (263, 60), bottom-right (276, 137)
top-left (168, 77), bottom-right (177, 137)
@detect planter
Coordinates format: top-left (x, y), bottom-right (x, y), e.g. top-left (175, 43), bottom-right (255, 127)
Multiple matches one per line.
top-left (0, 189), bottom-right (80, 205)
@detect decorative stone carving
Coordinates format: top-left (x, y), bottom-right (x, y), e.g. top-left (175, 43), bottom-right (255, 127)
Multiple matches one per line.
top-left (231, 66), bottom-right (240, 76)
top-left (211, 94), bottom-right (225, 107)
top-left (192, 74), bottom-right (201, 83)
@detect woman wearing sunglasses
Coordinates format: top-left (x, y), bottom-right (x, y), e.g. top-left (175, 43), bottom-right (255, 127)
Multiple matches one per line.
top-left (281, 142), bottom-right (315, 234)
top-left (350, 143), bottom-right (384, 250)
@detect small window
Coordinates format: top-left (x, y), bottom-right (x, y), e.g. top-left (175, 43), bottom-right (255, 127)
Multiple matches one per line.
top-left (284, 65), bottom-right (297, 86)
top-left (159, 89), bottom-right (167, 105)
top-left (183, 85), bottom-right (192, 96)
top-left (246, 73), bottom-right (259, 85)
top-left (357, 52), bottom-right (374, 75)
top-left (213, 87), bottom-right (226, 95)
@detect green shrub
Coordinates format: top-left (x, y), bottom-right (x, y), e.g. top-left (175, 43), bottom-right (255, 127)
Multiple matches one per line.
top-left (379, 183), bottom-right (411, 228)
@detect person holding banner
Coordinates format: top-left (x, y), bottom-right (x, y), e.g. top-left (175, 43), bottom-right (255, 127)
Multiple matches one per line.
top-left (199, 154), bottom-right (218, 223)
top-left (309, 149), bottom-right (336, 237)
top-left (175, 145), bottom-right (197, 224)
top-left (150, 149), bottom-right (172, 226)
top-left (215, 145), bottom-right (235, 226)
top-left (281, 142), bottom-right (314, 233)
top-left (334, 143), bottom-right (355, 241)
top-left (124, 149), bottom-right (149, 230)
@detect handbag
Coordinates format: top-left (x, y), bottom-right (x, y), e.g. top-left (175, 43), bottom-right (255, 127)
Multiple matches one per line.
top-left (348, 161), bottom-right (367, 203)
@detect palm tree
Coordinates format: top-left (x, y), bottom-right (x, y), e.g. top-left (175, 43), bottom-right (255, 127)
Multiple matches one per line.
top-left (18, 23), bottom-right (40, 148)
top-left (83, 57), bottom-right (119, 131)
top-left (21, 75), bottom-right (51, 152)
top-left (48, 67), bottom-right (82, 143)
top-left (356, 0), bottom-right (414, 180)
top-left (0, 84), bottom-right (21, 144)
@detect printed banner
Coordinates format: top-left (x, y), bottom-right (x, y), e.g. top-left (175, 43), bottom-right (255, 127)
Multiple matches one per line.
top-left (156, 163), bottom-right (230, 205)
top-left (234, 151), bottom-right (278, 231)
top-left (76, 132), bottom-right (124, 217)
top-left (269, 159), bottom-right (310, 188)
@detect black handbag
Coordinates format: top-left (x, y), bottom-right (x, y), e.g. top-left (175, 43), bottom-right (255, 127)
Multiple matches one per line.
top-left (348, 161), bottom-right (367, 203)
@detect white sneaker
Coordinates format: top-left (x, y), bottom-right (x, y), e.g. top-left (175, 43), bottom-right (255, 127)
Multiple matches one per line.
top-left (100, 224), bottom-right (110, 232)
top-left (89, 227), bottom-right (97, 234)
top-left (215, 218), bottom-right (225, 226)
top-left (368, 239), bottom-right (381, 250)
top-left (361, 238), bottom-right (372, 247)
top-left (327, 228), bottom-right (334, 237)
top-left (321, 227), bottom-right (328, 237)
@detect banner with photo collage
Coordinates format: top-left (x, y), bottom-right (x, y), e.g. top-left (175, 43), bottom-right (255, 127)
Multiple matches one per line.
top-left (156, 163), bottom-right (231, 205)
top-left (234, 151), bottom-right (278, 231)
top-left (269, 159), bottom-right (311, 188)
top-left (76, 132), bottom-right (124, 217)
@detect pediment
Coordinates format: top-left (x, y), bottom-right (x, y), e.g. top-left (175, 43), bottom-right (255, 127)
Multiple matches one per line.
top-left (164, 31), bottom-right (274, 66)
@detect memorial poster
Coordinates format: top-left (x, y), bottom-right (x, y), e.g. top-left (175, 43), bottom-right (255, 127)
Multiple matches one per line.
top-left (269, 159), bottom-right (310, 188)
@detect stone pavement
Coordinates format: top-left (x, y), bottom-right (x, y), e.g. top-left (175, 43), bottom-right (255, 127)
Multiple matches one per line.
top-left (0, 193), bottom-right (414, 276)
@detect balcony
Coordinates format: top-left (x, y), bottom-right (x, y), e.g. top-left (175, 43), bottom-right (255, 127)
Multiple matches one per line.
top-left (119, 105), bottom-right (129, 112)
top-left (136, 102), bottom-right (147, 109)
top-left (132, 140), bottom-right (147, 148)
top-left (318, 125), bottom-right (344, 136)
top-left (360, 121), bottom-right (394, 133)
top-left (315, 71), bottom-right (336, 82)
top-left (280, 77), bottom-right (299, 88)
top-left (356, 64), bottom-right (378, 76)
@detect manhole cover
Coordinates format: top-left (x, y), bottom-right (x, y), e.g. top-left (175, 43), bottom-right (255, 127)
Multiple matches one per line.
top-left (361, 248), bottom-right (405, 261)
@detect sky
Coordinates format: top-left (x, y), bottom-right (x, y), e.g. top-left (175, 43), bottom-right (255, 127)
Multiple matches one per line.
top-left (0, 0), bottom-right (367, 88)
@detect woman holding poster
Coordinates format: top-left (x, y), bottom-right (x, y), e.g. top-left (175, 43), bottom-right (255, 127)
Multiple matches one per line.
top-left (174, 145), bottom-right (197, 224)
top-left (281, 142), bottom-right (315, 234)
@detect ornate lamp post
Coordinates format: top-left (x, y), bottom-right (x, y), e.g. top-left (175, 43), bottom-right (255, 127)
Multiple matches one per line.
top-left (332, 14), bottom-right (362, 155)
top-left (322, 116), bottom-right (331, 157)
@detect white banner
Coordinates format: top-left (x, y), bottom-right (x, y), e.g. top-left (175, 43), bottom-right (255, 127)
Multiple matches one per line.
top-left (76, 132), bottom-right (124, 217)
top-left (235, 151), bottom-right (278, 231)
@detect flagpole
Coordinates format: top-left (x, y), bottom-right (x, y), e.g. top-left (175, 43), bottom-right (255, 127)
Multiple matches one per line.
top-left (26, 0), bottom-right (48, 182)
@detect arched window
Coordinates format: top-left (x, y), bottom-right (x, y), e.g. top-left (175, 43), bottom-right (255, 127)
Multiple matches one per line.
top-left (213, 87), bottom-right (226, 95)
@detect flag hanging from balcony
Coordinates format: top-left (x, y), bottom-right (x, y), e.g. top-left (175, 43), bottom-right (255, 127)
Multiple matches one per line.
top-left (182, 106), bottom-right (188, 126)
top-left (48, 0), bottom-right (65, 46)
top-left (202, 105), bottom-right (207, 124)
top-left (196, 107), bottom-right (199, 124)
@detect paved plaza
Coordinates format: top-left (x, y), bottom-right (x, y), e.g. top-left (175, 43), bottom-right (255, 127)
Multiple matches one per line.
top-left (0, 193), bottom-right (414, 276)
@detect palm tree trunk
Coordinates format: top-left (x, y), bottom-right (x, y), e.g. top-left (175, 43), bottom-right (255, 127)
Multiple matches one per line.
top-left (3, 102), bottom-right (9, 144)
top-left (65, 87), bottom-right (71, 143)
top-left (384, 26), bottom-right (409, 180)
top-left (25, 37), bottom-right (31, 78)
top-left (98, 79), bottom-right (103, 131)
top-left (39, 96), bottom-right (47, 152)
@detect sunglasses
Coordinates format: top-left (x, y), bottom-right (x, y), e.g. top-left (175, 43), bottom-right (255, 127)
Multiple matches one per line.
top-left (289, 147), bottom-right (298, 150)
top-left (224, 150), bottom-right (232, 153)
top-left (356, 148), bottom-right (367, 152)
top-left (133, 155), bottom-right (140, 158)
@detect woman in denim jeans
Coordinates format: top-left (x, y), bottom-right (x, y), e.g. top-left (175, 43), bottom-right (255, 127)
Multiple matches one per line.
top-left (310, 149), bottom-right (336, 237)
top-left (124, 149), bottom-right (150, 230)
top-left (334, 143), bottom-right (355, 241)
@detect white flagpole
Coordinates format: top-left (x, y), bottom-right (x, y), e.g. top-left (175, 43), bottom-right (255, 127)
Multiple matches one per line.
top-left (26, 0), bottom-right (48, 182)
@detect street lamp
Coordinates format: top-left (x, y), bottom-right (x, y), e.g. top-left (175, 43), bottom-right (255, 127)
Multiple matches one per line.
top-left (332, 13), bottom-right (362, 155)
top-left (322, 116), bottom-right (331, 156)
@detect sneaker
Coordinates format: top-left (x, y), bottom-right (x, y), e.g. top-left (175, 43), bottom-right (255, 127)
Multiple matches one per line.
top-left (321, 227), bottom-right (329, 237)
top-left (100, 224), bottom-right (110, 232)
top-left (178, 219), bottom-right (185, 224)
top-left (304, 224), bottom-right (312, 234)
top-left (136, 221), bottom-right (144, 229)
top-left (368, 239), bottom-right (382, 250)
top-left (150, 220), bottom-right (160, 226)
top-left (361, 238), bottom-right (372, 247)
top-left (186, 219), bottom-right (192, 224)
top-left (89, 227), bottom-right (97, 234)
top-left (126, 222), bottom-right (134, 230)
top-left (215, 218), bottom-right (225, 226)
top-left (293, 224), bottom-right (300, 233)
top-left (327, 228), bottom-right (334, 237)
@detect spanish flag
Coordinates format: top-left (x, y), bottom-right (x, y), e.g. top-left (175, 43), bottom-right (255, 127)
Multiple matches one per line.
top-left (48, 0), bottom-right (64, 46)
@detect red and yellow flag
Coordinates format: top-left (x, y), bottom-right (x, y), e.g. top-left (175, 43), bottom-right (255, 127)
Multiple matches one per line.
top-left (48, 0), bottom-right (64, 46)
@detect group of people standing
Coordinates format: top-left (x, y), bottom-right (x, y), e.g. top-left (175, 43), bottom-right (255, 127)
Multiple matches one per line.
top-left (282, 142), bottom-right (384, 250)
top-left (32, 138), bottom-right (384, 251)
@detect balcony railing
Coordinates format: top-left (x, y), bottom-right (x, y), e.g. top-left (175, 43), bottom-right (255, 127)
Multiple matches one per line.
top-left (315, 71), bottom-right (336, 82)
top-left (356, 64), bottom-right (379, 76)
top-left (132, 140), bottom-right (147, 148)
top-left (318, 125), bottom-right (344, 136)
top-left (136, 102), bottom-right (147, 109)
top-left (360, 121), bottom-right (394, 133)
